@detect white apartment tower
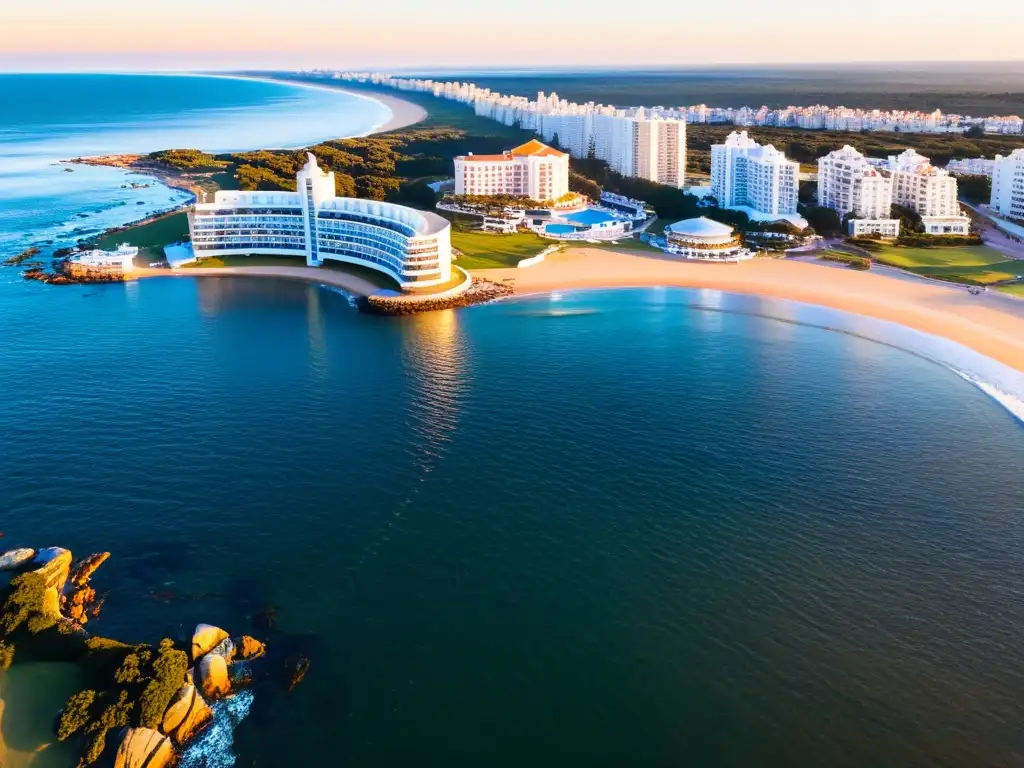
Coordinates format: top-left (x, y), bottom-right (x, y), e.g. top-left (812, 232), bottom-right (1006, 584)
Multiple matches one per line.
top-left (991, 149), bottom-right (1024, 220)
top-left (711, 131), bottom-right (799, 216)
top-left (885, 149), bottom-right (969, 235)
top-left (633, 111), bottom-right (687, 188)
top-left (817, 145), bottom-right (900, 237)
top-left (454, 139), bottom-right (570, 202)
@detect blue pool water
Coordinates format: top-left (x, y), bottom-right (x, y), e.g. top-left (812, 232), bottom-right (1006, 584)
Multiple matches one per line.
top-left (545, 223), bottom-right (579, 235)
top-left (563, 207), bottom-right (619, 226)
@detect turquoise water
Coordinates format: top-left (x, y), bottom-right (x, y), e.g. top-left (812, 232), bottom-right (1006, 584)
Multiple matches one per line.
top-left (2, 274), bottom-right (1024, 766)
top-left (0, 73), bottom-right (391, 256)
top-left (544, 223), bottom-right (579, 235)
top-left (563, 207), bottom-right (619, 226)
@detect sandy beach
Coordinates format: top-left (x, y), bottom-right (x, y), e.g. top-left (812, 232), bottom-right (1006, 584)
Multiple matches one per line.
top-left (473, 248), bottom-right (1024, 375)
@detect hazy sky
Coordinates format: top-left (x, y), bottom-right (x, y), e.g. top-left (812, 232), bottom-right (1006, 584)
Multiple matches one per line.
top-left (3, 0), bottom-right (1022, 71)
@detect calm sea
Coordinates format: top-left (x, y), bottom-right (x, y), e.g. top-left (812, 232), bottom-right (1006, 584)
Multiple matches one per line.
top-left (2, 275), bottom-right (1024, 767)
top-left (0, 73), bottom-right (391, 256)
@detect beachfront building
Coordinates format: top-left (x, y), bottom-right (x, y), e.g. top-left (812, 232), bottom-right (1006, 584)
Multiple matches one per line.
top-left (991, 149), bottom-right (1024, 221)
top-left (633, 112), bottom-right (687, 188)
top-left (817, 146), bottom-right (900, 238)
top-left (663, 217), bottom-right (753, 262)
top-left (453, 139), bottom-right (570, 203)
top-left (710, 131), bottom-right (799, 217)
top-left (68, 243), bottom-right (139, 271)
top-left (188, 154), bottom-right (452, 290)
top-left (884, 150), bottom-right (970, 235)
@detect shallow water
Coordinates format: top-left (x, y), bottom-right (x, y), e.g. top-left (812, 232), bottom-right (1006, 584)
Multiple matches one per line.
top-left (2, 277), bottom-right (1023, 766)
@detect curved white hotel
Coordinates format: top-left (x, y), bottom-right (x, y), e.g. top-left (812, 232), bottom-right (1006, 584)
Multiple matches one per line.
top-left (188, 154), bottom-right (452, 290)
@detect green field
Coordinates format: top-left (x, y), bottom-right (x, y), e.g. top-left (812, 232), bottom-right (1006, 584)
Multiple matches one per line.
top-left (996, 283), bottom-right (1024, 297)
top-left (93, 212), bottom-right (189, 263)
top-left (179, 255), bottom-right (307, 269)
top-left (451, 230), bottom-right (550, 269)
top-left (868, 245), bottom-right (1022, 285)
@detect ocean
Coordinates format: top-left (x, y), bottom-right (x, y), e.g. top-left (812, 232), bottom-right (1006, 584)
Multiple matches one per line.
top-left (0, 73), bottom-right (392, 257)
top-left (2, 275), bottom-right (1024, 767)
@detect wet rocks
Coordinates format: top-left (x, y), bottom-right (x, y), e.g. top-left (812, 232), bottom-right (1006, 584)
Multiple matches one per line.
top-left (71, 552), bottom-right (110, 587)
top-left (197, 654), bottom-right (231, 699)
top-left (162, 683), bottom-right (214, 744)
top-left (237, 635), bottom-right (266, 660)
top-left (191, 624), bottom-right (229, 661)
top-left (0, 548), bottom-right (35, 571)
top-left (361, 278), bottom-right (514, 316)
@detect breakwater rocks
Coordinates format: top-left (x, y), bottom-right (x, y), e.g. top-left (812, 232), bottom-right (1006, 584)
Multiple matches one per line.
top-left (22, 259), bottom-right (128, 285)
top-left (360, 278), bottom-right (515, 315)
top-left (0, 546), bottom-right (282, 767)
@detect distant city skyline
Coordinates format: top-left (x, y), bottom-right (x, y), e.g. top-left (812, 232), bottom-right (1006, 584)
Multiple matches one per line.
top-left (3, 0), bottom-right (1022, 71)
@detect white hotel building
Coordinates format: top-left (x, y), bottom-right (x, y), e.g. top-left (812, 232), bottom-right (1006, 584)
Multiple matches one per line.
top-left (711, 131), bottom-right (799, 217)
top-left (991, 149), bottom-right (1024, 221)
top-left (188, 154), bottom-right (452, 290)
top-left (885, 150), bottom-right (969, 235)
top-left (454, 139), bottom-right (570, 202)
top-left (818, 146), bottom-right (900, 237)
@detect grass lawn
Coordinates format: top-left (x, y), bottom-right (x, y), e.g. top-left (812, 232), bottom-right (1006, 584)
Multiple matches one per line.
top-left (451, 230), bottom-right (549, 269)
top-left (996, 283), bottom-right (1024, 297)
top-left (869, 245), bottom-right (1023, 285)
top-left (93, 211), bottom-right (190, 263)
top-left (179, 255), bottom-right (307, 269)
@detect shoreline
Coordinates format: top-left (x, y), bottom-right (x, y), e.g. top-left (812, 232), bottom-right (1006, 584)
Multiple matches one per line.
top-left (472, 248), bottom-right (1024, 376)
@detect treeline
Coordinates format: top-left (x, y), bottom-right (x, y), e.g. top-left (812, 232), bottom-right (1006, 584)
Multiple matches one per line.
top-left (685, 125), bottom-right (1024, 172)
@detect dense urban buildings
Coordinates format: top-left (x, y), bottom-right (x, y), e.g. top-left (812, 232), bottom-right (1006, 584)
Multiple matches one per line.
top-left (188, 154), bottom-right (453, 290)
top-left (990, 149), bottom-right (1024, 221)
top-left (817, 146), bottom-right (900, 237)
top-left (946, 157), bottom-right (996, 177)
top-left (884, 150), bottom-right (970, 235)
top-left (710, 131), bottom-right (799, 217)
top-left (331, 71), bottom-right (1024, 138)
top-left (453, 139), bottom-right (570, 201)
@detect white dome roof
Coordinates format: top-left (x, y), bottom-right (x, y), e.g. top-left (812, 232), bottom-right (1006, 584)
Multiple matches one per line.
top-left (665, 217), bottom-right (734, 237)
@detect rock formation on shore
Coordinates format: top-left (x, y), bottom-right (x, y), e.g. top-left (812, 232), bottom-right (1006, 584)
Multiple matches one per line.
top-left (0, 545), bottom-right (271, 767)
top-left (361, 278), bottom-right (514, 315)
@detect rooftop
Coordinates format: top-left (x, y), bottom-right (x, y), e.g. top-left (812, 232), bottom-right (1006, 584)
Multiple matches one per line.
top-left (665, 217), bottom-right (735, 238)
top-left (459, 139), bottom-right (567, 163)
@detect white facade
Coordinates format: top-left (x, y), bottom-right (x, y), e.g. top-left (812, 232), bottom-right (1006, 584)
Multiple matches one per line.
top-left (991, 149), bottom-right (1024, 221)
top-left (70, 244), bottom-right (138, 270)
top-left (946, 157), bottom-right (996, 177)
top-left (454, 139), bottom-right (570, 202)
top-left (711, 131), bottom-right (798, 216)
top-left (663, 217), bottom-right (753, 262)
top-left (818, 146), bottom-right (900, 236)
top-left (884, 150), bottom-right (969, 235)
top-left (188, 154), bottom-right (452, 290)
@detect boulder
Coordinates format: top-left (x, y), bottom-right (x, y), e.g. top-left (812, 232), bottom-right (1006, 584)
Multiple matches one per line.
top-left (32, 547), bottom-right (72, 592)
top-left (191, 624), bottom-right (229, 662)
top-left (197, 654), bottom-right (230, 699)
top-left (0, 548), bottom-right (35, 571)
top-left (113, 727), bottom-right (175, 768)
top-left (70, 551), bottom-right (110, 586)
top-left (207, 636), bottom-right (236, 662)
top-left (237, 635), bottom-right (266, 660)
top-left (161, 683), bottom-right (213, 744)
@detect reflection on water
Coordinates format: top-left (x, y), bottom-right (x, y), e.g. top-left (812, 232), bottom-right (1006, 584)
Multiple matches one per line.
top-left (0, 663), bottom-right (83, 768)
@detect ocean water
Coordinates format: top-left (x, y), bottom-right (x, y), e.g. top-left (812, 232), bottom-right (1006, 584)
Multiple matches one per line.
top-left (2, 275), bottom-right (1024, 767)
top-left (0, 73), bottom-right (392, 256)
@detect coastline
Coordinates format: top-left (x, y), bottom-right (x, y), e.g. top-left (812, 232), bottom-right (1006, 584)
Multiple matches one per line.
top-left (472, 248), bottom-right (1024, 376)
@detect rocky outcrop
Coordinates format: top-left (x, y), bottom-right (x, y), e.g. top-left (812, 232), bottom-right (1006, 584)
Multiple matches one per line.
top-left (114, 727), bottom-right (175, 768)
top-left (0, 548), bottom-right (35, 571)
top-left (360, 278), bottom-right (514, 316)
top-left (71, 552), bottom-right (110, 587)
top-left (197, 653), bottom-right (231, 699)
top-left (32, 547), bottom-right (72, 592)
top-left (161, 683), bottom-right (213, 744)
top-left (237, 635), bottom-right (266, 660)
top-left (207, 636), bottom-right (236, 661)
top-left (191, 624), bottom-right (229, 661)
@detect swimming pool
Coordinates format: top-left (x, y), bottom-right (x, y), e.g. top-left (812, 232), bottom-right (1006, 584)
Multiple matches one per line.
top-left (545, 223), bottom-right (578, 235)
top-left (562, 208), bottom-right (619, 226)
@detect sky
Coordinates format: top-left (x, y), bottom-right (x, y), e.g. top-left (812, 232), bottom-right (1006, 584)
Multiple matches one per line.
top-left (2, 0), bottom-right (1023, 71)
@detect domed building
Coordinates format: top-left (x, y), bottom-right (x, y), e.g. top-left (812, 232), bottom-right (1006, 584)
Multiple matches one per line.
top-left (663, 217), bottom-right (753, 262)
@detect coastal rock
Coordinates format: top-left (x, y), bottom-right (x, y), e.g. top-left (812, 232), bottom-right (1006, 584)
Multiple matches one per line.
top-left (114, 727), bottom-right (175, 768)
top-left (0, 548), bottom-right (35, 571)
top-left (161, 683), bottom-right (213, 744)
top-left (191, 624), bottom-right (229, 661)
top-left (32, 547), bottom-right (72, 592)
top-left (197, 654), bottom-right (231, 699)
top-left (237, 635), bottom-right (266, 660)
top-left (67, 585), bottom-right (97, 623)
top-left (207, 636), bottom-right (236, 661)
top-left (70, 551), bottom-right (110, 587)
